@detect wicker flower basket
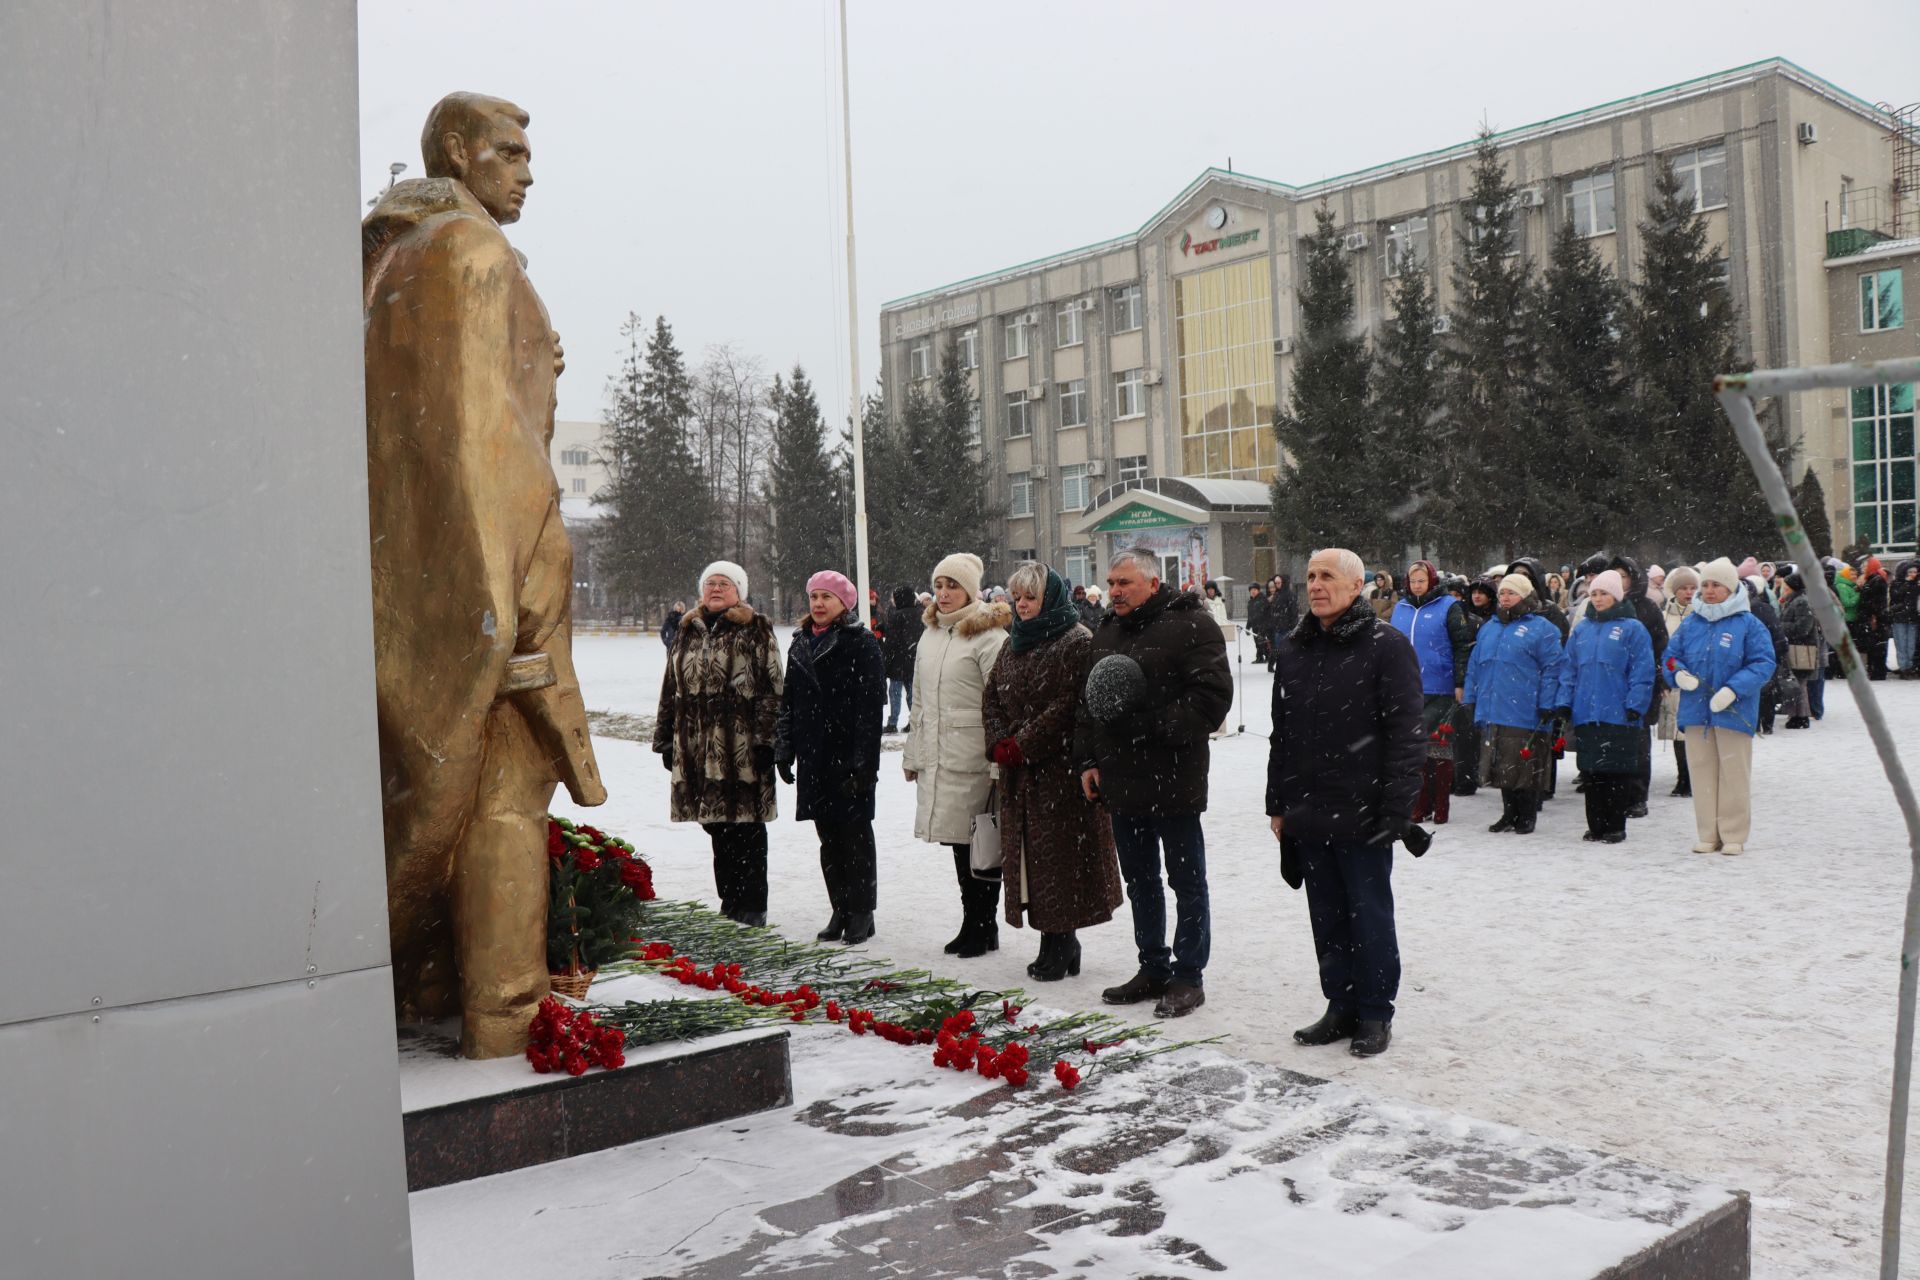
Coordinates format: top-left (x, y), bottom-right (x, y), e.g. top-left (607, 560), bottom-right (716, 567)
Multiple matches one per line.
top-left (549, 966), bottom-right (596, 1000)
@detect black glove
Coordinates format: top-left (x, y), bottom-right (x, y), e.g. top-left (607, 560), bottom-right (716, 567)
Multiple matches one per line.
top-left (1553, 706), bottom-right (1573, 725)
top-left (1625, 708), bottom-right (1641, 725)
top-left (776, 759), bottom-right (795, 785)
top-left (659, 745), bottom-right (673, 772)
top-left (753, 744), bottom-right (774, 776)
top-left (1368, 815), bottom-right (1413, 846)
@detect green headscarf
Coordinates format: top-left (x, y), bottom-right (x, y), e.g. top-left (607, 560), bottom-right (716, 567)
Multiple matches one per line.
top-left (1009, 567), bottom-right (1082, 653)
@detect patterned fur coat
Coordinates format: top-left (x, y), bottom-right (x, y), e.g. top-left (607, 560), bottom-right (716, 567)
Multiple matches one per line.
top-left (652, 604), bottom-right (783, 823)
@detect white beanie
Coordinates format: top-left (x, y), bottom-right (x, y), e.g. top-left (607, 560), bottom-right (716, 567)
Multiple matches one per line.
top-left (699, 560), bottom-right (749, 600)
top-left (1587, 569), bottom-right (1626, 601)
top-left (1497, 572), bottom-right (1534, 598)
top-left (931, 552), bottom-right (984, 600)
top-left (1700, 557), bottom-right (1740, 593)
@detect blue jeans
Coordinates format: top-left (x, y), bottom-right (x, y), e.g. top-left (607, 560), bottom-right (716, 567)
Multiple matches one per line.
top-left (1896, 623), bottom-right (1918, 673)
top-left (887, 678), bottom-right (912, 725)
top-left (1110, 813), bottom-right (1210, 986)
top-left (1808, 668), bottom-right (1826, 720)
top-left (1298, 840), bottom-right (1400, 1022)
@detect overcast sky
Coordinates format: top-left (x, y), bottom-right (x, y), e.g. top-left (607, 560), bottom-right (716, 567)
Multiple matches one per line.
top-left (358, 0), bottom-right (1913, 433)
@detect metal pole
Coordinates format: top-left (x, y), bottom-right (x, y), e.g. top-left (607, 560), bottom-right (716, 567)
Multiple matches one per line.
top-left (838, 0), bottom-right (872, 628)
top-left (1716, 376), bottom-right (1920, 1280)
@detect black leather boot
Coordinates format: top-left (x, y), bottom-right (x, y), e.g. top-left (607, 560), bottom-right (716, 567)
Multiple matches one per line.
top-left (815, 911), bottom-right (846, 942)
top-left (1349, 1020), bottom-right (1393, 1057)
top-left (840, 911), bottom-right (875, 946)
top-left (1293, 1005), bottom-right (1357, 1045)
top-left (1488, 792), bottom-right (1517, 833)
top-left (954, 877), bottom-right (1000, 958)
top-left (944, 848), bottom-right (971, 954)
top-left (1026, 931), bottom-right (1079, 981)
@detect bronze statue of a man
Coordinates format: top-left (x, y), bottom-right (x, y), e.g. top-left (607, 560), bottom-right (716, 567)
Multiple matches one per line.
top-left (362, 92), bottom-right (605, 1058)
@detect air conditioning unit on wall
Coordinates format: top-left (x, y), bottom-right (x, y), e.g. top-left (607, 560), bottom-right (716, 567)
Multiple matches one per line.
top-left (1798, 121), bottom-right (1819, 145)
top-left (1342, 231), bottom-right (1370, 252)
top-left (1274, 336), bottom-right (1294, 356)
top-left (1030, 466), bottom-right (1048, 480)
top-left (1143, 369), bottom-right (1164, 386)
top-left (1026, 383), bottom-right (1046, 399)
top-left (1431, 315), bottom-right (1453, 335)
top-left (1086, 460), bottom-right (1107, 476)
top-left (1516, 185), bottom-right (1547, 209)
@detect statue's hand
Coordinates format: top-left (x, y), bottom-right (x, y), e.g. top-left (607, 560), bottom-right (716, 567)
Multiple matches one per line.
top-left (552, 332), bottom-right (565, 379)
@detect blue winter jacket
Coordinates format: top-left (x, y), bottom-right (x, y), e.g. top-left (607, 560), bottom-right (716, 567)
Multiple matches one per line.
top-left (1667, 592), bottom-right (1777, 735)
top-left (1463, 603), bottom-right (1565, 731)
top-left (1390, 592), bottom-right (1462, 696)
top-left (1556, 601), bottom-right (1655, 729)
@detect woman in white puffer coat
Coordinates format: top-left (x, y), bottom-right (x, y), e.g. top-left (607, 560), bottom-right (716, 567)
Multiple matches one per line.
top-left (903, 552), bottom-right (1012, 958)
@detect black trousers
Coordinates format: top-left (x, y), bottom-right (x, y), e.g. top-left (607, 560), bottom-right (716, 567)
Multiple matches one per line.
top-left (1584, 775), bottom-right (1634, 837)
top-left (1628, 723), bottom-right (1652, 805)
top-left (1500, 789), bottom-right (1541, 822)
top-left (1674, 739), bottom-right (1692, 791)
top-left (815, 820), bottom-right (877, 913)
top-left (1299, 840), bottom-right (1399, 1022)
top-left (702, 822), bottom-right (768, 915)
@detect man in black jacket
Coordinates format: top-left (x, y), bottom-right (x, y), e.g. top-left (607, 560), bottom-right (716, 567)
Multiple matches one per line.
top-left (1268, 547), bottom-right (1424, 1058)
top-left (1074, 546), bottom-right (1232, 1019)
top-left (880, 585), bottom-right (923, 733)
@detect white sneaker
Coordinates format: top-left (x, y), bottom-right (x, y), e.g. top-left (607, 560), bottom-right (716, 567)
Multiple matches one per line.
top-left (1719, 844), bottom-right (1744, 856)
top-left (1692, 841), bottom-right (1720, 854)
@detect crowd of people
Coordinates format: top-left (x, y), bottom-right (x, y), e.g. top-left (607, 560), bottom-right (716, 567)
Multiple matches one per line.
top-left (645, 543), bottom-right (1902, 1059)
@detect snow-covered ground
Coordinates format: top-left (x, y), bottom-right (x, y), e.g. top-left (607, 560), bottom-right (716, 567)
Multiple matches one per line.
top-left (555, 631), bottom-right (1920, 1279)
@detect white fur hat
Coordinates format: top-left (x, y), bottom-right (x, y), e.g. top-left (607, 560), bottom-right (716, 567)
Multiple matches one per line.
top-left (699, 560), bottom-right (749, 600)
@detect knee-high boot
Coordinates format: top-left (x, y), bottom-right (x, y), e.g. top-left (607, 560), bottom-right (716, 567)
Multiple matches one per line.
top-left (1431, 761), bottom-right (1453, 824)
top-left (1412, 762), bottom-right (1435, 823)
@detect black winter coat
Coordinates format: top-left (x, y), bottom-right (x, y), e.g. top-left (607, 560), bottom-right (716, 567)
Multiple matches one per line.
top-left (1269, 585), bottom-right (1300, 635)
top-left (1266, 599), bottom-right (1425, 847)
top-left (1072, 587), bottom-right (1232, 816)
top-left (775, 615), bottom-right (885, 823)
top-left (881, 604), bottom-right (924, 682)
top-left (1892, 571), bottom-right (1920, 625)
top-left (1609, 556), bottom-right (1668, 714)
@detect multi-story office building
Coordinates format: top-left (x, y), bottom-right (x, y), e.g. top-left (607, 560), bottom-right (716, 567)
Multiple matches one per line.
top-left (878, 58), bottom-right (1917, 587)
top-left (550, 419), bottom-right (613, 616)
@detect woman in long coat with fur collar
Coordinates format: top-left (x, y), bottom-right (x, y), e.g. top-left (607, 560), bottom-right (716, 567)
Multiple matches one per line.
top-left (903, 552), bottom-right (1012, 958)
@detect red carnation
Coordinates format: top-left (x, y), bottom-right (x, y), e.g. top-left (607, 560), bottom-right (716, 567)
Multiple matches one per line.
top-left (546, 823), bottom-right (566, 858)
top-left (1519, 747), bottom-right (1532, 760)
top-left (1003, 1066), bottom-right (1030, 1087)
top-left (1553, 736), bottom-right (1566, 752)
top-left (1053, 1059), bottom-right (1081, 1090)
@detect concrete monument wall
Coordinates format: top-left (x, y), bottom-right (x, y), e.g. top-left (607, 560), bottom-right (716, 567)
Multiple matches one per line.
top-left (0, 2), bottom-right (413, 1275)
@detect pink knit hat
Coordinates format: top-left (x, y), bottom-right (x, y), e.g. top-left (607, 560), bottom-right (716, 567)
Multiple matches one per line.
top-left (806, 569), bottom-right (858, 612)
top-left (1587, 569), bottom-right (1626, 601)
top-left (1736, 556), bottom-right (1760, 578)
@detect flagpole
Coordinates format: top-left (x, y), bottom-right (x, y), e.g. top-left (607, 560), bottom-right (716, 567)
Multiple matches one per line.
top-left (838, 0), bottom-right (871, 627)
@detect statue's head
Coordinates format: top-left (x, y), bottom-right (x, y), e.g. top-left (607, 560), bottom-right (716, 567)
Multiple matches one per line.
top-left (421, 92), bottom-right (533, 224)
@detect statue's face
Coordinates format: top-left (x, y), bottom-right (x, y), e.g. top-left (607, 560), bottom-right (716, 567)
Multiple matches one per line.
top-left (446, 116), bottom-right (533, 223)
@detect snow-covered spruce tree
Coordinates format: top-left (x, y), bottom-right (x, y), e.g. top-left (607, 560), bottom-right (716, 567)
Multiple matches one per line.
top-left (864, 339), bottom-right (998, 590)
top-left (1626, 158), bottom-right (1786, 555)
top-left (1794, 467), bottom-right (1835, 561)
top-left (1370, 263), bottom-right (1444, 562)
top-left (1271, 203), bottom-right (1375, 564)
top-left (1442, 129), bottom-right (1546, 565)
top-left (597, 314), bottom-right (713, 615)
top-left (760, 365), bottom-right (843, 614)
top-left (1534, 214), bottom-right (1631, 561)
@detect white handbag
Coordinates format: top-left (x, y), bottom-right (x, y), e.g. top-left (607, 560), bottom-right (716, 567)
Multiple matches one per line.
top-left (969, 783), bottom-right (1003, 878)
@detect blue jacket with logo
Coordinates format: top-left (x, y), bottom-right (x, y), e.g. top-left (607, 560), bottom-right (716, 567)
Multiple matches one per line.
top-left (1463, 602), bottom-right (1565, 732)
top-left (1667, 594), bottom-right (1777, 736)
top-left (1390, 590), bottom-right (1468, 696)
top-left (1556, 600), bottom-right (1655, 729)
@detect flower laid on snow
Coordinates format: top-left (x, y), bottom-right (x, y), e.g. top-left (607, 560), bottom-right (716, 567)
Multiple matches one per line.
top-left (1053, 1059), bottom-right (1082, 1091)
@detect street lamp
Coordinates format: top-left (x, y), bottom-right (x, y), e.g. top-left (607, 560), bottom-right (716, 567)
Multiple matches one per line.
top-left (366, 161), bottom-right (407, 207)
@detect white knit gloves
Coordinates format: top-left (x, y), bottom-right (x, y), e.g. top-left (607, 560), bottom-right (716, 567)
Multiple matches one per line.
top-left (1674, 671), bottom-right (1701, 692)
top-left (1709, 687), bottom-right (1737, 713)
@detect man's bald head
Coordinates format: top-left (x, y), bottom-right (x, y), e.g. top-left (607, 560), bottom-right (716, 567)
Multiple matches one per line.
top-left (421, 92), bottom-right (534, 223)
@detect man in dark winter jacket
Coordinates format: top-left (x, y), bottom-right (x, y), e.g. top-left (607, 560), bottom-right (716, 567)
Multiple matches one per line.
top-left (1608, 555), bottom-right (1668, 814)
top-left (880, 585), bottom-right (923, 733)
top-left (1074, 546), bottom-right (1232, 1020)
top-left (1267, 573), bottom-right (1300, 671)
top-left (1247, 583), bottom-right (1272, 665)
top-left (1269, 548), bottom-right (1424, 1059)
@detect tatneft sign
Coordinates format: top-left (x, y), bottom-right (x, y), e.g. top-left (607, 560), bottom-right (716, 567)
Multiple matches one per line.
top-left (1089, 501), bottom-right (1194, 533)
top-left (893, 301), bottom-right (980, 339)
top-left (1179, 228), bottom-right (1260, 257)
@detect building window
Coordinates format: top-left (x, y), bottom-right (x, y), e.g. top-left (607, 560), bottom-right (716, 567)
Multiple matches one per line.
top-left (1117, 454), bottom-right (1149, 483)
top-left (1062, 545), bottom-right (1094, 589)
top-left (1863, 270), bottom-right (1905, 333)
top-left (1058, 378), bottom-right (1087, 428)
top-left (1173, 256), bottom-right (1278, 479)
top-left (560, 447), bottom-right (591, 466)
top-left (1110, 283), bottom-right (1143, 333)
top-left (966, 399), bottom-right (982, 444)
top-left (1004, 390), bottom-right (1032, 438)
top-left (1008, 548), bottom-right (1038, 567)
top-left (1060, 463), bottom-right (1090, 512)
top-left (1113, 368), bottom-right (1146, 420)
top-left (1670, 142), bottom-right (1727, 212)
top-left (908, 339), bottom-right (933, 380)
top-left (1840, 177), bottom-right (1856, 229)
top-left (1009, 471), bottom-right (1033, 517)
top-left (1002, 313), bottom-right (1032, 360)
top-left (1055, 302), bottom-right (1085, 347)
top-left (572, 477), bottom-right (586, 493)
top-left (957, 326), bottom-right (979, 369)
top-left (1852, 382), bottom-right (1918, 552)
top-left (1566, 172), bottom-right (1616, 236)
top-left (1381, 215), bottom-right (1429, 278)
